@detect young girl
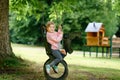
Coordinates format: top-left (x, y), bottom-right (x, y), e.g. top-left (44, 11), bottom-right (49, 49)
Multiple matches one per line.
top-left (46, 21), bottom-right (66, 74)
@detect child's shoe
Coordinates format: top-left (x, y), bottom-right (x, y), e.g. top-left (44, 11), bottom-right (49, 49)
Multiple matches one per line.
top-left (46, 65), bottom-right (51, 74)
top-left (52, 65), bottom-right (58, 73)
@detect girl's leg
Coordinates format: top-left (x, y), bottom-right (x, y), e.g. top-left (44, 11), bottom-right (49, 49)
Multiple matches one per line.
top-left (45, 50), bottom-right (66, 74)
top-left (49, 50), bottom-right (63, 66)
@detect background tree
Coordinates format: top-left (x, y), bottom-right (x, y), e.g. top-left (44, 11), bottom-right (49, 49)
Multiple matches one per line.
top-left (0, 0), bottom-right (13, 61)
top-left (9, 0), bottom-right (119, 50)
top-left (9, 0), bottom-right (48, 45)
top-left (113, 0), bottom-right (120, 37)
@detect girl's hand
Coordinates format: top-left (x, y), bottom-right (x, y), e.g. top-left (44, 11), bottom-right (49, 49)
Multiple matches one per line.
top-left (58, 25), bottom-right (62, 30)
top-left (58, 25), bottom-right (63, 34)
top-left (60, 49), bottom-right (66, 55)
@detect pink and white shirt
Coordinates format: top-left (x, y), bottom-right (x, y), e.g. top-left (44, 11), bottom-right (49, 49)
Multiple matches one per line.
top-left (46, 30), bottom-right (63, 50)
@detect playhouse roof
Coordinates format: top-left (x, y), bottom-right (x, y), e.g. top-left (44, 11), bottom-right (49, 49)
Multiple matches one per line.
top-left (85, 22), bottom-right (103, 32)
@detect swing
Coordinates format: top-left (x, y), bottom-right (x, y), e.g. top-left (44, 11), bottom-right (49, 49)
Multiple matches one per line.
top-left (42, 26), bottom-right (68, 80)
top-left (42, 3), bottom-right (69, 80)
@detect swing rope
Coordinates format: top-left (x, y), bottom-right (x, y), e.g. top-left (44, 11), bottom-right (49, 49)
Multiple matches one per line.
top-left (53, 3), bottom-right (59, 26)
top-left (53, 2), bottom-right (64, 49)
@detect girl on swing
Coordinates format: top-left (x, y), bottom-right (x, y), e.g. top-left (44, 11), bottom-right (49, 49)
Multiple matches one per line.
top-left (46, 21), bottom-right (66, 74)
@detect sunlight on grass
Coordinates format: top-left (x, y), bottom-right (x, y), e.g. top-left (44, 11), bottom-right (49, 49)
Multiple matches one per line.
top-left (12, 43), bottom-right (48, 64)
top-left (12, 43), bottom-right (120, 71)
top-left (66, 52), bottom-right (120, 70)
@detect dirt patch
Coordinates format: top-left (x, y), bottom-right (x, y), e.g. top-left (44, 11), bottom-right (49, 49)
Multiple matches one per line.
top-left (0, 62), bottom-right (46, 80)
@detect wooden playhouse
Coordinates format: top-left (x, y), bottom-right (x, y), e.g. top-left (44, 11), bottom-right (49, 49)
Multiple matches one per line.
top-left (85, 22), bottom-right (109, 46)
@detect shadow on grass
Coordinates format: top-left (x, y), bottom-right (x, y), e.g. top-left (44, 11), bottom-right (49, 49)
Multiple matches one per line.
top-left (0, 57), bottom-right (120, 80)
top-left (0, 56), bottom-right (45, 80)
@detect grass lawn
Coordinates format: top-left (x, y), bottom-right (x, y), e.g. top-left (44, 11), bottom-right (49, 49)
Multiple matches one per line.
top-left (0, 43), bottom-right (120, 80)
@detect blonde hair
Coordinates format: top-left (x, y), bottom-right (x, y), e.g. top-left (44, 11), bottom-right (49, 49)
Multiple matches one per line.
top-left (46, 21), bottom-right (55, 29)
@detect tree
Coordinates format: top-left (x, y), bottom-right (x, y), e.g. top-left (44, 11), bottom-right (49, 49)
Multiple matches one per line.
top-left (9, 0), bottom-right (119, 49)
top-left (9, 0), bottom-right (48, 45)
top-left (0, 0), bottom-right (13, 61)
top-left (49, 0), bottom-right (118, 36)
top-left (113, 0), bottom-right (120, 37)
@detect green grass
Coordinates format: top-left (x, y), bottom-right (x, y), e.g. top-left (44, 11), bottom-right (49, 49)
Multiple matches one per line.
top-left (65, 51), bottom-right (120, 80)
top-left (0, 43), bottom-right (120, 80)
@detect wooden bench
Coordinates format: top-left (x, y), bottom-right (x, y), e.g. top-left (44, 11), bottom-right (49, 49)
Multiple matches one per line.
top-left (111, 38), bottom-right (120, 58)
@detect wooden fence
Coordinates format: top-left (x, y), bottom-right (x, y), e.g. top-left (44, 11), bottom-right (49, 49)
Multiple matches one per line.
top-left (83, 37), bottom-right (120, 58)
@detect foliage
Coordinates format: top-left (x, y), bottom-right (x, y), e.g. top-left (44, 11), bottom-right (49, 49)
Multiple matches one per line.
top-left (112, 0), bottom-right (120, 37)
top-left (9, 0), bottom-right (47, 44)
top-left (9, 0), bottom-right (119, 49)
top-left (50, 0), bottom-right (118, 36)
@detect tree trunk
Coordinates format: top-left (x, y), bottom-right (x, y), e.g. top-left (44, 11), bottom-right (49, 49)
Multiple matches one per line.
top-left (0, 0), bottom-right (13, 60)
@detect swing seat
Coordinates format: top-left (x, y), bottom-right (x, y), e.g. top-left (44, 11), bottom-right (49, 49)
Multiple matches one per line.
top-left (44, 39), bottom-right (56, 59)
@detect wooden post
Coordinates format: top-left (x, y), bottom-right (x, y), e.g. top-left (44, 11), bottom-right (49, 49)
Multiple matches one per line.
top-left (102, 47), bottom-right (104, 57)
top-left (119, 48), bottom-right (120, 58)
top-left (96, 46), bottom-right (98, 57)
top-left (89, 46), bottom-right (91, 57)
top-left (106, 47), bottom-right (109, 58)
top-left (110, 36), bottom-right (112, 58)
top-left (83, 46), bottom-right (86, 57)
